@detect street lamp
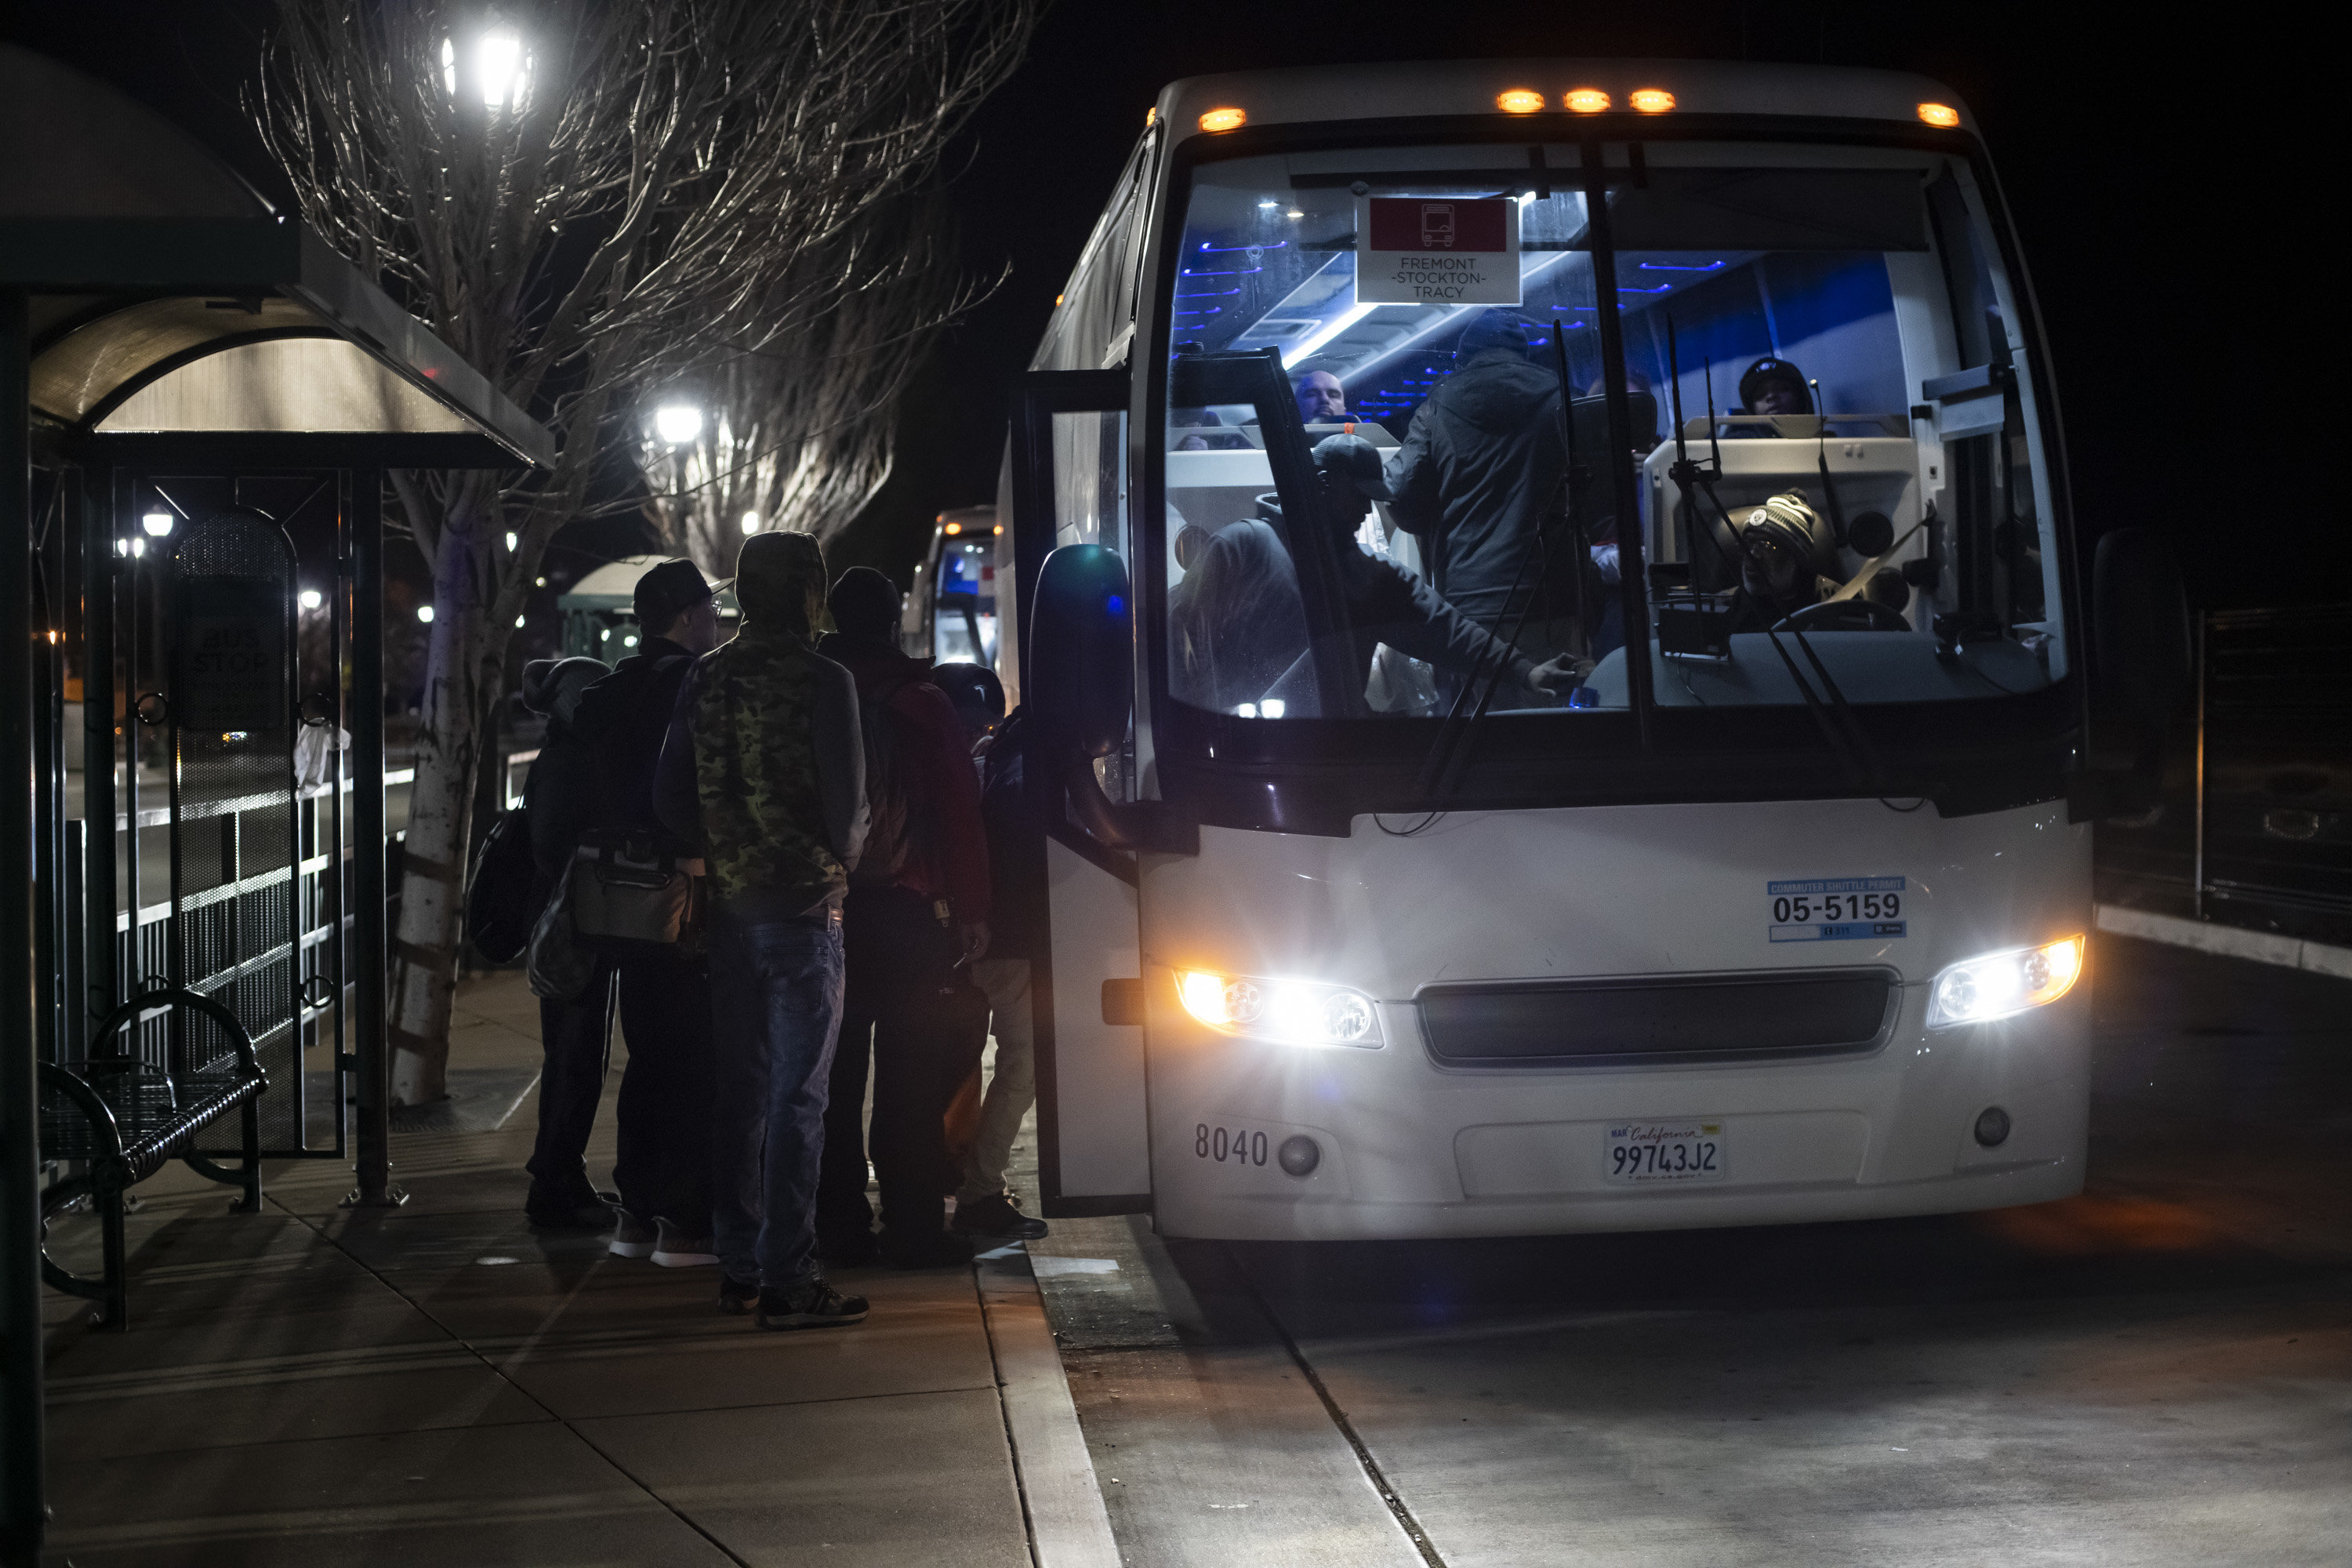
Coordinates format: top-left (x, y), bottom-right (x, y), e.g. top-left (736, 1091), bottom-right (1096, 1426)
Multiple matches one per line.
top-left (440, 23), bottom-right (530, 110)
top-left (298, 590), bottom-right (325, 612)
top-left (417, 605), bottom-right (435, 624)
top-left (740, 511), bottom-right (761, 536)
top-left (653, 405), bottom-right (703, 445)
top-left (140, 512), bottom-right (173, 538)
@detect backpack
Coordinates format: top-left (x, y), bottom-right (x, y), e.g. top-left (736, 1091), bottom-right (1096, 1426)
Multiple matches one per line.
top-left (851, 672), bottom-right (923, 887)
top-left (465, 808), bottom-right (539, 964)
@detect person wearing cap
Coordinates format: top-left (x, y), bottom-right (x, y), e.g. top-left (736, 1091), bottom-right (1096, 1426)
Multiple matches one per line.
top-left (813, 568), bottom-right (997, 1268)
top-left (1730, 356), bottom-right (1813, 431)
top-left (517, 653), bottom-right (619, 1230)
top-left (1381, 309), bottom-right (1576, 645)
top-left (652, 531), bottom-right (871, 1330)
top-left (568, 559), bottom-right (727, 1268)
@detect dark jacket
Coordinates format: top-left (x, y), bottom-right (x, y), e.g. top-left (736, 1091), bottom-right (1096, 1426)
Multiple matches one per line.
top-left (652, 622), bottom-right (867, 922)
top-left (1382, 347), bottom-right (1566, 627)
top-left (571, 635), bottom-right (697, 837)
top-left (816, 632), bottom-right (992, 924)
top-left (524, 724), bottom-right (602, 907)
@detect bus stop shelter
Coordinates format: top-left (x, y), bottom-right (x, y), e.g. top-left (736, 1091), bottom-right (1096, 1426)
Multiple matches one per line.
top-left (2, 45), bottom-right (552, 1563)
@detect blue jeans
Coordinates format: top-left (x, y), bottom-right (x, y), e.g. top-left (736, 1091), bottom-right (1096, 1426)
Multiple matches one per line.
top-left (708, 907), bottom-right (845, 1287)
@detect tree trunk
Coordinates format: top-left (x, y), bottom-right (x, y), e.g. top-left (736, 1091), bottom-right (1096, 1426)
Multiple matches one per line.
top-left (387, 514), bottom-right (489, 1106)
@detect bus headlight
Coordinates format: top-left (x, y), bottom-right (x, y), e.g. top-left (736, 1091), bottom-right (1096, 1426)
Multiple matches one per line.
top-left (1176, 970), bottom-right (1383, 1048)
top-left (1926, 937), bottom-right (2083, 1028)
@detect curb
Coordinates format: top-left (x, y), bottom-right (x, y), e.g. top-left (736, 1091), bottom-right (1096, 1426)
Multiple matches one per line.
top-left (2096, 903), bottom-right (2352, 980)
top-left (978, 1247), bottom-right (1122, 1568)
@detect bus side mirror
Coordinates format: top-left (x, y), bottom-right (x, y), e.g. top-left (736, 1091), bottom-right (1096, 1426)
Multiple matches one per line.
top-left (2078, 527), bottom-right (2190, 819)
top-left (1030, 543), bottom-right (1196, 855)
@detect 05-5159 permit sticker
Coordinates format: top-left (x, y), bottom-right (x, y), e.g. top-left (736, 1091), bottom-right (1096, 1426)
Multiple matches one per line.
top-left (1768, 876), bottom-right (1906, 942)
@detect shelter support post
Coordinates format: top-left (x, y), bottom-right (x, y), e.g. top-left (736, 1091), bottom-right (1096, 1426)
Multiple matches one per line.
top-left (345, 468), bottom-right (402, 1208)
top-left (2, 287), bottom-right (49, 1565)
top-left (81, 463), bottom-right (115, 1021)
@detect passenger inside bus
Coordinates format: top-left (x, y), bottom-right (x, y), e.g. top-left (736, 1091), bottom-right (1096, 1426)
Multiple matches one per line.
top-left (1169, 434), bottom-right (1578, 717)
top-left (1381, 310), bottom-right (1570, 642)
top-left (1294, 370), bottom-right (1347, 423)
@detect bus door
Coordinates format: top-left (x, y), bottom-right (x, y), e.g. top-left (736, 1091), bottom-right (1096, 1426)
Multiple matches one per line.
top-left (1008, 368), bottom-right (1151, 1216)
top-left (1011, 351), bottom-right (1339, 1217)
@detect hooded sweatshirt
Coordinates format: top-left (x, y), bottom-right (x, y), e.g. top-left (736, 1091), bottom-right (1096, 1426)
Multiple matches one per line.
top-left (652, 532), bottom-right (868, 921)
top-left (1381, 345), bottom-right (1567, 628)
top-left (518, 655), bottom-right (612, 901)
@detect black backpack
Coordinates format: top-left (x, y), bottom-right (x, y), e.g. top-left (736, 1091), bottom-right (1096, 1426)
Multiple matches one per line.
top-left (465, 808), bottom-right (539, 963)
top-left (851, 672), bottom-right (923, 887)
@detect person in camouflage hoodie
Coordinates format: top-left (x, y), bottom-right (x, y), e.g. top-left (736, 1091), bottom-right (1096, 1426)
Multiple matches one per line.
top-left (655, 529), bottom-right (870, 1330)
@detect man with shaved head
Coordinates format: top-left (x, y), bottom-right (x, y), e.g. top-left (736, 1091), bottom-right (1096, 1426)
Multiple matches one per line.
top-left (1295, 368), bottom-right (1347, 423)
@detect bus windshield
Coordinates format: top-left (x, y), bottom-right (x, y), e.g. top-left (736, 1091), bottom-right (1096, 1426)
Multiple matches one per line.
top-left (1160, 136), bottom-right (2066, 743)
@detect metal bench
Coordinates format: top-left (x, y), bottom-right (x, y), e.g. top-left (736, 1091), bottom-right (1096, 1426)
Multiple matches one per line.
top-left (38, 988), bottom-right (269, 1329)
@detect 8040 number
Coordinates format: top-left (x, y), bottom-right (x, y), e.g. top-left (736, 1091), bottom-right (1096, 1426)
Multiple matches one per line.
top-left (1196, 1123), bottom-right (1267, 1166)
top-left (1773, 891), bottom-right (1900, 924)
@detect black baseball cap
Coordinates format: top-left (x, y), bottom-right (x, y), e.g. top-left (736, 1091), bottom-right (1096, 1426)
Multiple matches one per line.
top-left (1739, 357), bottom-right (1808, 406)
top-left (633, 558), bottom-right (724, 628)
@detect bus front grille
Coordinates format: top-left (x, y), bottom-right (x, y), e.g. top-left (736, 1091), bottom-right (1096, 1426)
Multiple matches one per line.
top-left (1415, 970), bottom-right (1899, 1069)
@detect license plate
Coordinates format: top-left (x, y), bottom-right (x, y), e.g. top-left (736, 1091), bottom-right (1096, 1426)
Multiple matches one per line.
top-left (1606, 1120), bottom-right (1726, 1184)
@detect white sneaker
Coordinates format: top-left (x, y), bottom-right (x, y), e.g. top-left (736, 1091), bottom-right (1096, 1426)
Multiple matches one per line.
top-left (652, 1217), bottom-right (719, 1268)
top-left (609, 1209), bottom-right (658, 1259)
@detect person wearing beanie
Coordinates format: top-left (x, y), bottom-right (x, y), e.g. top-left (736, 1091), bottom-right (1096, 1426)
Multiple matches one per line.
top-left (652, 530), bottom-right (872, 1330)
top-left (811, 567), bottom-right (998, 1269)
top-left (517, 654), bottom-right (619, 1229)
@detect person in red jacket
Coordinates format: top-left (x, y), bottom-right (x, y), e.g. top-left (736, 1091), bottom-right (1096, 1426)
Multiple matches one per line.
top-left (814, 568), bottom-right (994, 1268)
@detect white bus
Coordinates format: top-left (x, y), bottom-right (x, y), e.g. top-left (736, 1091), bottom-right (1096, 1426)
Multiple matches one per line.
top-left (1001, 60), bottom-right (2183, 1240)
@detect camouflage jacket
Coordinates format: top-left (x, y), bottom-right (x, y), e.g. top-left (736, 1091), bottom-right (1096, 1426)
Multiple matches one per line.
top-left (653, 622), bottom-right (867, 920)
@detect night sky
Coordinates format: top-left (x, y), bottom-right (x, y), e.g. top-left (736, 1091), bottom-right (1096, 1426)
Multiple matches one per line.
top-left (9, 3), bottom-right (2327, 608)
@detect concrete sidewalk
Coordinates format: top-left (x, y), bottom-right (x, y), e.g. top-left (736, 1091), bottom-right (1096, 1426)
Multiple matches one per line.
top-left (37, 971), bottom-right (1113, 1568)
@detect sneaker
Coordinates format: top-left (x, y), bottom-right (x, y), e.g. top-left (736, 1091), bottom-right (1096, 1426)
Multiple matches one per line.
top-left (819, 1227), bottom-right (880, 1268)
top-left (878, 1226), bottom-right (979, 1269)
top-left (652, 1218), bottom-right (719, 1269)
top-left (755, 1279), bottom-right (869, 1330)
top-left (718, 1273), bottom-right (760, 1315)
top-left (608, 1209), bottom-right (658, 1258)
top-left (952, 1195), bottom-right (1050, 1241)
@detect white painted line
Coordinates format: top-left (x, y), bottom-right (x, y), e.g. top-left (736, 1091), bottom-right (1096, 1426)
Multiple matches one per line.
top-left (978, 1250), bottom-right (1122, 1568)
top-left (2095, 904), bottom-right (2352, 979)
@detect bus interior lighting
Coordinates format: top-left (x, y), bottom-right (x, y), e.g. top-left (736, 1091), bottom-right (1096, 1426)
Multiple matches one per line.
top-left (1630, 88), bottom-right (1676, 113)
top-left (1564, 88), bottom-right (1610, 113)
top-left (1918, 102), bottom-right (1961, 128)
top-left (1926, 938), bottom-right (2085, 1028)
top-left (1497, 89), bottom-right (1545, 114)
top-left (1199, 107), bottom-right (1247, 133)
top-left (1176, 970), bottom-right (1382, 1047)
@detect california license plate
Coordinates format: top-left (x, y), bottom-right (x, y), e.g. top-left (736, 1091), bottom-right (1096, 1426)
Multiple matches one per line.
top-left (1606, 1120), bottom-right (1727, 1184)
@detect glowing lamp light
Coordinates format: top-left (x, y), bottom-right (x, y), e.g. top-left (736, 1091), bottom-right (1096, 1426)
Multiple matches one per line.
top-left (993, 524), bottom-right (1004, 535)
top-left (1927, 936), bottom-right (2085, 1027)
top-left (515, 615), bottom-right (526, 628)
top-left (1496, 89), bottom-right (1546, 115)
top-left (1564, 88), bottom-right (1610, 114)
top-left (1145, 106), bottom-right (1157, 127)
top-left (416, 604), bottom-right (434, 624)
top-left (1917, 102), bottom-right (1962, 129)
top-left (1630, 88), bottom-right (1676, 114)
top-left (653, 405), bottom-right (702, 445)
top-left (740, 511), bottom-right (761, 536)
top-left (298, 590), bottom-right (325, 611)
top-left (441, 27), bottom-right (530, 109)
top-left (504, 531), bottom-right (518, 552)
top-left (944, 521), bottom-right (963, 535)
top-left (140, 512), bottom-right (173, 537)
top-left (1198, 106), bottom-right (1247, 133)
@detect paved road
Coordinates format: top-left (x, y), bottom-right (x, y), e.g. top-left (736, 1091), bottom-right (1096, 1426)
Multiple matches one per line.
top-left (1031, 935), bottom-right (2352, 1566)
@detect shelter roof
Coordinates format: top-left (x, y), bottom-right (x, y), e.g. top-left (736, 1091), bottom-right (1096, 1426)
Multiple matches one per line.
top-left (1, 45), bottom-right (553, 470)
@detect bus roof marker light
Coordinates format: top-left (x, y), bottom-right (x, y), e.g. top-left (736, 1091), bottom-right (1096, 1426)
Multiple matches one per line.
top-left (1199, 107), bottom-right (1246, 133)
top-left (1918, 103), bottom-right (1961, 129)
top-left (1565, 88), bottom-right (1610, 114)
top-left (1496, 89), bottom-right (1545, 115)
top-left (1630, 88), bottom-right (1675, 114)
